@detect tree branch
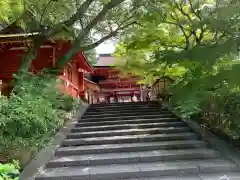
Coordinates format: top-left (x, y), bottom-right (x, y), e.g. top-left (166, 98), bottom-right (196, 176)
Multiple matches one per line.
top-left (55, 0), bottom-right (126, 68)
top-left (168, 13), bottom-right (191, 50)
top-left (188, 0), bottom-right (202, 20)
top-left (39, 0), bottom-right (54, 27)
top-left (188, 0), bottom-right (207, 44)
top-left (75, 0), bottom-right (126, 41)
top-left (80, 21), bottom-right (137, 51)
top-left (45, 0), bottom-right (96, 37)
top-left (63, 0), bottom-right (95, 27)
top-left (81, 31), bottom-right (118, 51)
top-left (174, 1), bottom-right (200, 43)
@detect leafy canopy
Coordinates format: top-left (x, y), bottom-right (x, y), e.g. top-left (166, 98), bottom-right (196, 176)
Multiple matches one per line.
top-left (114, 0), bottom-right (240, 128)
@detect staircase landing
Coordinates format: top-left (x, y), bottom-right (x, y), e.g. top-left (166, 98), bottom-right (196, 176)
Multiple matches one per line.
top-left (34, 102), bottom-right (240, 179)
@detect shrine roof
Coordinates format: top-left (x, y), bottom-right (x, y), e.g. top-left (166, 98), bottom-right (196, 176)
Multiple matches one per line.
top-left (94, 65), bottom-right (116, 68)
top-left (98, 54), bottom-right (112, 57)
top-left (80, 53), bottom-right (94, 73)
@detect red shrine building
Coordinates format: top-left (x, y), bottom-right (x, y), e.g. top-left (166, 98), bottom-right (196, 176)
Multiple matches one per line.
top-left (93, 54), bottom-right (141, 103)
top-left (0, 24), bottom-right (142, 104)
top-left (0, 23), bottom-right (99, 102)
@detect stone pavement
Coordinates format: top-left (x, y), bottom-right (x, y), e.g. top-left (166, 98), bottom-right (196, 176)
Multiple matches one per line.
top-left (33, 102), bottom-right (240, 180)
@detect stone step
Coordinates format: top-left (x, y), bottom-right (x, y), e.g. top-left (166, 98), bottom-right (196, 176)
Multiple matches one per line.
top-left (67, 127), bottom-right (191, 138)
top-left (56, 140), bottom-right (208, 156)
top-left (28, 101), bottom-right (240, 180)
top-left (85, 108), bottom-right (168, 114)
top-left (86, 106), bottom-right (163, 111)
top-left (86, 104), bottom-right (167, 110)
top-left (90, 102), bottom-right (156, 107)
top-left (83, 110), bottom-right (172, 118)
top-left (84, 110), bottom-right (170, 116)
top-left (193, 172), bottom-right (240, 180)
top-left (77, 117), bottom-right (177, 127)
top-left (81, 114), bottom-right (174, 122)
top-left (36, 159), bottom-right (238, 180)
top-left (62, 133), bottom-right (198, 146)
top-left (87, 106), bottom-right (162, 112)
top-left (72, 122), bottom-right (187, 132)
top-left (122, 173), bottom-right (240, 180)
top-left (88, 103), bottom-right (160, 109)
top-left (47, 148), bottom-right (220, 168)
top-left (122, 172), bottom-right (240, 180)
top-left (90, 101), bottom-right (159, 107)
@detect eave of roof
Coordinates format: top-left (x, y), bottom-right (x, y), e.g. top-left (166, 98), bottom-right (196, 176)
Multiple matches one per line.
top-left (81, 52), bottom-right (94, 72)
top-left (98, 53), bottom-right (112, 57)
top-left (93, 65), bottom-right (116, 68)
top-left (0, 32), bottom-right (39, 38)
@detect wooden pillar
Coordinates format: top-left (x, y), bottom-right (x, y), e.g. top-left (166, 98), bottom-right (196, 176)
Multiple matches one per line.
top-left (79, 72), bottom-right (84, 92)
top-left (88, 92), bottom-right (91, 104)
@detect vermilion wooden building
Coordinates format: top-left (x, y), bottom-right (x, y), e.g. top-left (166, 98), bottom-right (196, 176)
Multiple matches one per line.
top-left (93, 54), bottom-right (141, 103)
top-left (0, 24), bottom-right (99, 102)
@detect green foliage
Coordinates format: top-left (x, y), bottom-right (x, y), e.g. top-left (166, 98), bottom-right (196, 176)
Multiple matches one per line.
top-left (2, 0), bottom-right (142, 46)
top-left (0, 160), bottom-right (20, 180)
top-left (1, 0), bottom-right (76, 30)
top-left (0, 73), bottom-right (78, 151)
top-left (0, 0), bottom-right (23, 23)
top-left (114, 43), bottom-right (187, 84)
top-left (2, 0), bottom-right (145, 72)
top-left (200, 89), bottom-right (240, 139)
top-left (115, 0), bottom-right (240, 141)
top-left (57, 94), bottom-right (80, 112)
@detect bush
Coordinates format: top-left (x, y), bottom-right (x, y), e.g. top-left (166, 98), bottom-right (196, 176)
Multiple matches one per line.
top-left (0, 94), bottom-right (63, 149)
top-left (170, 79), bottom-right (240, 141)
top-left (0, 72), bottom-right (79, 165)
top-left (201, 91), bottom-right (240, 139)
top-left (0, 160), bottom-right (20, 180)
top-left (0, 73), bottom-right (64, 149)
top-left (57, 94), bottom-right (80, 112)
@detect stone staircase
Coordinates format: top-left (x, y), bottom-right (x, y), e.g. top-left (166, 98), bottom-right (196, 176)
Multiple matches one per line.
top-left (35, 102), bottom-right (240, 180)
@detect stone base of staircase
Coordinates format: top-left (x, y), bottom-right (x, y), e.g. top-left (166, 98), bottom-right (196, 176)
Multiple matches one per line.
top-left (20, 102), bottom-right (240, 180)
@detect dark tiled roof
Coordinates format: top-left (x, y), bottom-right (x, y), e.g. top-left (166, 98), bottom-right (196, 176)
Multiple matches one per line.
top-left (98, 54), bottom-right (112, 57)
top-left (93, 65), bottom-right (116, 68)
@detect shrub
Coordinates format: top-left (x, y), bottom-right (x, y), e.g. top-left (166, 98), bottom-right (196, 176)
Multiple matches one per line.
top-left (170, 79), bottom-right (240, 141)
top-left (0, 160), bottom-right (20, 180)
top-left (0, 93), bottom-right (63, 149)
top-left (201, 91), bottom-right (240, 139)
top-left (57, 94), bottom-right (80, 112)
top-left (0, 72), bottom-right (79, 162)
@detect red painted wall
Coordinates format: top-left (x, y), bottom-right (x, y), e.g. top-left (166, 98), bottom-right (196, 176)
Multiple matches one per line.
top-left (0, 41), bottom-right (90, 97)
top-left (59, 62), bottom-right (83, 98)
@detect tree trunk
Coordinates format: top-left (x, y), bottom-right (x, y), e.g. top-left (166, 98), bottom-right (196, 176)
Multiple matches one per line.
top-left (14, 37), bottom-right (46, 89)
top-left (18, 47), bottom-right (38, 74)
